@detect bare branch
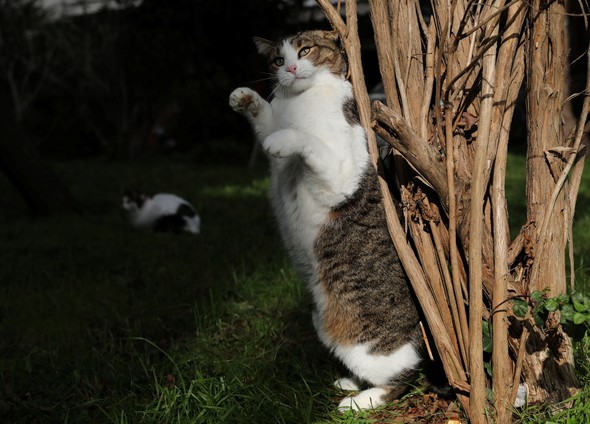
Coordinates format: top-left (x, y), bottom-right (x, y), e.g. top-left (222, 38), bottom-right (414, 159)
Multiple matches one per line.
top-left (372, 100), bottom-right (449, 202)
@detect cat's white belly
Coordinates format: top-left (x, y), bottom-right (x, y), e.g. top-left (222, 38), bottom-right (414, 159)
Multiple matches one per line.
top-left (268, 82), bottom-right (369, 210)
top-left (334, 342), bottom-right (421, 386)
top-left (270, 167), bottom-right (331, 266)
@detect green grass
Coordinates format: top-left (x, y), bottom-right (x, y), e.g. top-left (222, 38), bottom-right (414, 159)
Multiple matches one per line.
top-left (0, 152), bottom-right (342, 423)
top-left (0, 150), bottom-right (588, 423)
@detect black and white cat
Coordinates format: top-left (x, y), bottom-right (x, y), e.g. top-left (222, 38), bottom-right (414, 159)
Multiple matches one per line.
top-left (229, 30), bottom-right (447, 411)
top-left (121, 190), bottom-right (201, 235)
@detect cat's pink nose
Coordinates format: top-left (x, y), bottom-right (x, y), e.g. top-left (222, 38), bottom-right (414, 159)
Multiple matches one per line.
top-left (287, 65), bottom-right (297, 74)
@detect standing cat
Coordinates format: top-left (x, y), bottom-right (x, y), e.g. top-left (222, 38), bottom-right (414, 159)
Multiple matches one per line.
top-left (121, 190), bottom-right (201, 235)
top-left (229, 30), bottom-right (444, 411)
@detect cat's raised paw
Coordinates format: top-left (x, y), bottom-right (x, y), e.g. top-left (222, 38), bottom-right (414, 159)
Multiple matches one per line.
top-left (229, 87), bottom-right (261, 117)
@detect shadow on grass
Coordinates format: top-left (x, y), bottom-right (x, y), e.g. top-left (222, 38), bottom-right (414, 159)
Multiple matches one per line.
top-left (0, 156), bottom-right (340, 423)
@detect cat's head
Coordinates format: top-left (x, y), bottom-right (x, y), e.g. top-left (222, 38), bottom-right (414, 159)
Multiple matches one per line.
top-left (254, 30), bottom-right (348, 95)
top-left (121, 189), bottom-right (148, 214)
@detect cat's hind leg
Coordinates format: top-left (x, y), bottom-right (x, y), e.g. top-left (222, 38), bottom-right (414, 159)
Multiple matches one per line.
top-left (337, 385), bottom-right (407, 412)
top-left (337, 387), bottom-right (389, 412)
top-left (333, 377), bottom-right (360, 391)
top-left (333, 371), bottom-right (384, 409)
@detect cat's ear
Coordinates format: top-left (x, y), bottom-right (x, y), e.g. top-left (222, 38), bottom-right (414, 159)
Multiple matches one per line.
top-left (324, 30), bottom-right (340, 43)
top-left (325, 30), bottom-right (345, 52)
top-left (324, 30), bottom-right (349, 78)
top-left (253, 36), bottom-right (275, 57)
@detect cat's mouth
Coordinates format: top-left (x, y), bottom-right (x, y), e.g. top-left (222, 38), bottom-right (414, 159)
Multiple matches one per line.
top-left (288, 71), bottom-right (309, 81)
top-left (280, 73), bottom-right (310, 89)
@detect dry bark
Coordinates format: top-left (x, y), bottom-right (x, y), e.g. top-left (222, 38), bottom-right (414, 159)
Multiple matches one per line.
top-left (316, 0), bottom-right (587, 422)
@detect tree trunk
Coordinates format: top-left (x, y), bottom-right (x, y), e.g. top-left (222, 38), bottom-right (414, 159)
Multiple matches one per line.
top-left (521, 0), bottom-right (579, 404)
top-left (316, 0), bottom-right (587, 422)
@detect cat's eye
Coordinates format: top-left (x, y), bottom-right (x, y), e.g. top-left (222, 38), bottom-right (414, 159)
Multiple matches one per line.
top-left (273, 57), bottom-right (284, 66)
top-left (299, 47), bottom-right (310, 58)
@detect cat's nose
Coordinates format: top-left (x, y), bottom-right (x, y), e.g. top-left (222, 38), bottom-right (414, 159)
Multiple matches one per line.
top-left (287, 65), bottom-right (297, 74)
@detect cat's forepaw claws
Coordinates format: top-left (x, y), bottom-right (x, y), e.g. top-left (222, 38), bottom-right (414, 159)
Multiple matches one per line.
top-left (229, 87), bottom-right (261, 117)
top-left (263, 130), bottom-right (300, 158)
top-left (263, 136), bottom-right (286, 158)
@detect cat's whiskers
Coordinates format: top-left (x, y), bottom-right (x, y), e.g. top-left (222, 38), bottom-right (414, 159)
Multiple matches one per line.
top-left (248, 73), bottom-right (275, 85)
top-left (245, 74), bottom-right (281, 101)
top-left (268, 83), bottom-right (287, 100)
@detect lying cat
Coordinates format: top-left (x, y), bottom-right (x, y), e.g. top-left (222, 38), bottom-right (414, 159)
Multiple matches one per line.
top-left (121, 190), bottom-right (201, 235)
top-left (229, 30), bottom-right (448, 411)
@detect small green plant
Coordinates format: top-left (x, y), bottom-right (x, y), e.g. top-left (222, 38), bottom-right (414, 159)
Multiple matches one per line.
top-left (512, 289), bottom-right (590, 329)
top-left (482, 289), bottom-right (590, 380)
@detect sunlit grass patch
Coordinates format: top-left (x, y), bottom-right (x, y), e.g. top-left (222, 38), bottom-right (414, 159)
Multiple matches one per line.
top-left (200, 177), bottom-right (269, 198)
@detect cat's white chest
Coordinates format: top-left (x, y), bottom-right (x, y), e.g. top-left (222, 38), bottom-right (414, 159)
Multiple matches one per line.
top-left (266, 78), bottom-right (367, 280)
top-left (272, 82), bottom-right (349, 136)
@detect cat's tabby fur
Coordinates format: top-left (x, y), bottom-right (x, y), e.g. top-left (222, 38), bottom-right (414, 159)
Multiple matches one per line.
top-left (229, 30), bottom-right (445, 411)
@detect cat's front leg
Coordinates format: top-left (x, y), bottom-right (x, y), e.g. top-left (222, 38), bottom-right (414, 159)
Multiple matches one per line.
top-left (262, 129), bottom-right (304, 159)
top-left (229, 87), bottom-right (264, 118)
top-left (264, 130), bottom-right (338, 177)
top-left (229, 87), bottom-right (274, 140)
top-left (263, 129), bottom-right (333, 161)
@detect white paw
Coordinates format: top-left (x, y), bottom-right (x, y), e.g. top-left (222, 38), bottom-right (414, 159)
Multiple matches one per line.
top-left (337, 387), bottom-right (388, 412)
top-left (229, 87), bottom-right (262, 117)
top-left (513, 383), bottom-right (527, 408)
top-left (334, 377), bottom-right (360, 391)
top-left (263, 129), bottom-right (300, 158)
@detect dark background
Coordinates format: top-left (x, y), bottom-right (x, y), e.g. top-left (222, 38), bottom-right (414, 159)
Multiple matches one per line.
top-left (0, 0), bottom-right (588, 216)
top-left (0, 0), bottom-right (382, 160)
top-left (0, 0), bottom-right (391, 216)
